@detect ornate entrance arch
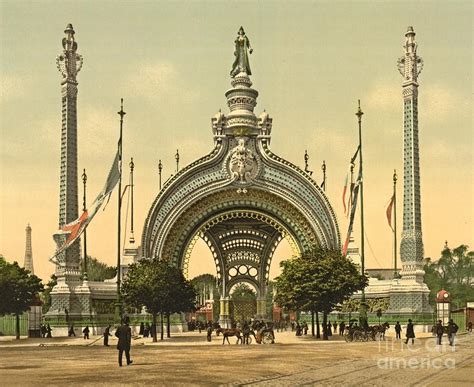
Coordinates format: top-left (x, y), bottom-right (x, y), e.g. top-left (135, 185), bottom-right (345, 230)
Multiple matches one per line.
top-left (141, 28), bottom-right (340, 326)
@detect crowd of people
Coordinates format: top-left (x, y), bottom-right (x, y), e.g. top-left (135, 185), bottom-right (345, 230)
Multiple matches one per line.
top-left (291, 320), bottom-right (348, 337)
top-left (37, 315), bottom-right (469, 366)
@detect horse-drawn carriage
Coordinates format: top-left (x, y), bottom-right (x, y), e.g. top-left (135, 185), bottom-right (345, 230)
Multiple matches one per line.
top-left (344, 322), bottom-right (389, 342)
top-left (216, 325), bottom-right (275, 345)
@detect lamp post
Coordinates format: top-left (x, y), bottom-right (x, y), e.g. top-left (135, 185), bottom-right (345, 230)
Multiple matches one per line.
top-left (356, 100), bottom-right (368, 329)
top-left (115, 98), bottom-right (126, 323)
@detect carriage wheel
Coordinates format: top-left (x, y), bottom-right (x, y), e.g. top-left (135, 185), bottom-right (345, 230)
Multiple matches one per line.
top-left (262, 332), bottom-right (274, 344)
top-left (344, 332), bottom-right (353, 342)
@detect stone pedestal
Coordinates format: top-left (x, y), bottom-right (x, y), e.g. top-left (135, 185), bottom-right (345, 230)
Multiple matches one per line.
top-left (388, 278), bottom-right (432, 313)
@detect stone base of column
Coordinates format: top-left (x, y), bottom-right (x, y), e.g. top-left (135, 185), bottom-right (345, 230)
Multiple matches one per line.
top-left (388, 280), bottom-right (432, 314)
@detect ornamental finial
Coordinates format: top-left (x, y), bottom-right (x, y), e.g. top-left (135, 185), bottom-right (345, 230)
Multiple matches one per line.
top-left (230, 27), bottom-right (253, 77)
top-left (397, 26), bottom-right (423, 82)
top-left (57, 24), bottom-right (83, 80)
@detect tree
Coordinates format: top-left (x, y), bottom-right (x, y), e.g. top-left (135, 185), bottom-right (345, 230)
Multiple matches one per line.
top-left (41, 274), bottom-right (57, 314)
top-left (80, 256), bottom-right (116, 281)
top-left (121, 258), bottom-right (196, 342)
top-left (275, 247), bottom-right (368, 340)
top-left (424, 244), bottom-right (474, 309)
top-left (190, 274), bottom-right (220, 317)
top-left (0, 256), bottom-right (44, 339)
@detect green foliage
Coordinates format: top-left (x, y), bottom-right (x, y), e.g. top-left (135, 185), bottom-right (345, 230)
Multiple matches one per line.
top-left (230, 283), bottom-right (256, 302)
top-left (0, 256), bottom-right (44, 316)
top-left (122, 258), bottom-right (196, 315)
top-left (423, 244), bottom-right (474, 309)
top-left (190, 273), bottom-right (220, 317)
top-left (40, 274), bottom-right (57, 314)
top-left (80, 256), bottom-right (116, 281)
top-left (275, 247), bottom-right (369, 314)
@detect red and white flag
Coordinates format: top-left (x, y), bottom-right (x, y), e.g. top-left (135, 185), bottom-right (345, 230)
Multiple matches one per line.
top-left (386, 193), bottom-right (395, 231)
top-left (342, 172), bottom-right (349, 215)
top-left (50, 151), bottom-right (120, 263)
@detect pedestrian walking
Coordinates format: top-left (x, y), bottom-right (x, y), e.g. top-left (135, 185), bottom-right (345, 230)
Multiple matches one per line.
top-left (447, 319), bottom-right (458, 347)
top-left (46, 324), bottom-right (52, 338)
top-left (405, 319), bottom-right (415, 344)
top-left (303, 322), bottom-right (308, 335)
top-left (327, 322), bottom-right (332, 338)
top-left (68, 324), bottom-right (76, 337)
top-left (435, 320), bottom-right (444, 345)
top-left (295, 322), bottom-right (301, 336)
top-left (115, 318), bottom-right (133, 367)
top-left (139, 322), bottom-right (145, 336)
top-left (104, 325), bottom-right (112, 346)
top-left (83, 326), bottom-right (90, 340)
top-left (206, 325), bottom-right (212, 342)
top-left (468, 321), bottom-right (473, 333)
top-left (333, 321), bottom-right (337, 334)
top-left (395, 321), bottom-right (402, 340)
top-left (339, 321), bottom-right (345, 336)
top-left (144, 323), bottom-right (150, 338)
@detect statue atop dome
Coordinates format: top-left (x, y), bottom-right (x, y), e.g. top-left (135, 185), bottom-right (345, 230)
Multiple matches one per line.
top-left (231, 27), bottom-right (253, 77)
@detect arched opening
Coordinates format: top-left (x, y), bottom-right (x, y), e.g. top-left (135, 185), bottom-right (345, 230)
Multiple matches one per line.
top-left (179, 208), bottom-right (301, 327)
top-left (268, 236), bottom-right (294, 280)
top-left (229, 282), bottom-right (257, 323)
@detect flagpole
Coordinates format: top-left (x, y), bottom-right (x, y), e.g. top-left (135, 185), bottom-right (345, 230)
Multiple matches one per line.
top-left (115, 98), bottom-right (126, 323)
top-left (175, 149), bottom-right (180, 173)
top-left (82, 168), bottom-right (88, 281)
top-left (356, 100), bottom-right (367, 329)
top-left (393, 169), bottom-right (398, 277)
top-left (348, 162), bottom-right (354, 217)
top-left (321, 160), bottom-right (326, 191)
top-left (129, 158), bottom-right (135, 244)
top-left (158, 159), bottom-right (163, 191)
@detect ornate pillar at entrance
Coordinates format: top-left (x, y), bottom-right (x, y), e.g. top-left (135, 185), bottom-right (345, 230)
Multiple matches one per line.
top-left (219, 297), bottom-right (231, 328)
top-left (256, 297), bottom-right (267, 319)
top-left (48, 24), bottom-right (86, 319)
top-left (389, 27), bottom-right (431, 314)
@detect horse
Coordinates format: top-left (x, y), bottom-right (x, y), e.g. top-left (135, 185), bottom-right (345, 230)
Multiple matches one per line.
top-left (370, 322), bottom-right (390, 340)
top-left (216, 328), bottom-right (242, 345)
top-left (237, 329), bottom-right (256, 345)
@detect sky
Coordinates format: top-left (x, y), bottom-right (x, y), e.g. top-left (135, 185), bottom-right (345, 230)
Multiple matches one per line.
top-left (0, 0), bottom-right (472, 284)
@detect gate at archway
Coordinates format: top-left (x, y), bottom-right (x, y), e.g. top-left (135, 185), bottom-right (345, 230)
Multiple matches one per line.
top-left (141, 28), bottom-right (340, 327)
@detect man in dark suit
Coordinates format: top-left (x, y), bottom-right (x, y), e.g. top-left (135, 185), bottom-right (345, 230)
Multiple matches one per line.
top-left (405, 319), bottom-right (415, 344)
top-left (103, 325), bottom-right (112, 346)
top-left (115, 318), bottom-right (133, 366)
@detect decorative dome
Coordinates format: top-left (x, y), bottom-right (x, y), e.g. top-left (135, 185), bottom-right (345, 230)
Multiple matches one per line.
top-left (436, 289), bottom-right (450, 302)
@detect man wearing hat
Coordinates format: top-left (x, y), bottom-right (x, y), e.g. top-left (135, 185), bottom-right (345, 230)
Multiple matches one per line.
top-left (115, 317), bottom-right (133, 366)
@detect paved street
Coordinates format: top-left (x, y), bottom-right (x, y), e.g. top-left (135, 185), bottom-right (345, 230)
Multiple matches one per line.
top-left (0, 331), bottom-right (472, 386)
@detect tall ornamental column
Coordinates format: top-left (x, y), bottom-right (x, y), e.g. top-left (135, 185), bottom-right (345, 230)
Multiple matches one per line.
top-left (397, 26), bottom-right (425, 283)
top-left (55, 24), bottom-right (83, 284)
top-left (49, 24), bottom-right (84, 318)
